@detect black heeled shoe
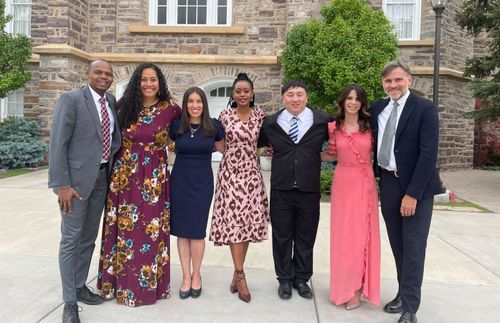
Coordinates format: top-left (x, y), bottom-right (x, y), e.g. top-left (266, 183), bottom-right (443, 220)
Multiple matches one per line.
top-left (191, 275), bottom-right (202, 298)
top-left (179, 288), bottom-right (191, 299)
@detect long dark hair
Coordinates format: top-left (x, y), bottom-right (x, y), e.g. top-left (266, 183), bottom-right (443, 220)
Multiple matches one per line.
top-left (227, 72), bottom-right (255, 108)
top-left (335, 84), bottom-right (370, 133)
top-left (117, 62), bottom-right (173, 129)
top-left (178, 87), bottom-right (216, 138)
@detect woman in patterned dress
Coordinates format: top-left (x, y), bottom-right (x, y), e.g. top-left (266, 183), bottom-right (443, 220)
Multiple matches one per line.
top-left (97, 63), bottom-right (181, 307)
top-left (209, 73), bottom-right (269, 303)
top-left (323, 84), bottom-right (380, 310)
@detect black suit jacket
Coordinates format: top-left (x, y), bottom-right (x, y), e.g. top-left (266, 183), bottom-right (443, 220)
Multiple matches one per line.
top-left (370, 92), bottom-right (442, 200)
top-left (259, 108), bottom-right (330, 192)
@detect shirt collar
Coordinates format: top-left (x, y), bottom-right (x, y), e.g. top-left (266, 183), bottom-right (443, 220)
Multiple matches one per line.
top-left (392, 90), bottom-right (410, 109)
top-left (88, 85), bottom-right (105, 103)
top-left (282, 107), bottom-right (310, 123)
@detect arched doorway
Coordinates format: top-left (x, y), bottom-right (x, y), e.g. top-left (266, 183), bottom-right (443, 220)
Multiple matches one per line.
top-left (200, 79), bottom-right (233, 161)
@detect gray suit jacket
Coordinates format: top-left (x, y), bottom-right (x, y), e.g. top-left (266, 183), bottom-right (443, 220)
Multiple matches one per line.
top-left (48, 85), bottom-right (121, 199)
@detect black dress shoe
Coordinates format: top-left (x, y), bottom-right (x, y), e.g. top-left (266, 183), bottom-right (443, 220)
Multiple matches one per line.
top-left (76, 285), bottom-right (104, 305)
top-left (383, 295), bottom-right (403, 313)
top-left (278, 281), bottom-right (292, 300)
top-left (398, 312), bottom-right (417, 323)
top-left (179, 288), bottom-right (191, 299)
top-left (62, 303), bottom-right (81, 323)
top-left (292, 281), bottom-right (313, 299)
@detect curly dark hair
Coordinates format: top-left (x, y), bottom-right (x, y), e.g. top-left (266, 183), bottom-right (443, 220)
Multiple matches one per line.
top-left (116, 63), bottom-right (173, 129)
top-left (227, 72), bottom-right (255, 108)
top-left (335, 84), bottom-right (371, 133)
top-left (178, 87), bottom-right (216, 138)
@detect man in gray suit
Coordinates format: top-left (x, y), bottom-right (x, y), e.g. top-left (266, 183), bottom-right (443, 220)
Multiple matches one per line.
top-left (48, 60), bottom-right (121, 323)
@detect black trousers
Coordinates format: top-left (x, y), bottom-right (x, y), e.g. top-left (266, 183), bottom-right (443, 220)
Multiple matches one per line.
top-left (379, 170), bottom-right (433, 313)
top-left (270, 189), bottom-right (320, 283)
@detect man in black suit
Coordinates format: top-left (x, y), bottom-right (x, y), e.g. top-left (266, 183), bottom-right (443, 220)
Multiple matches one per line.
top-left (370, 61), bottom-right (441, 323)
top-left (259, 80), bottom-right (329, 300)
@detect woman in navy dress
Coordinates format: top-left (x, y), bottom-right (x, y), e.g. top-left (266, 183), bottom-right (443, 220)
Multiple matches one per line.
top-left (168, 87), bottom-right (224, 299)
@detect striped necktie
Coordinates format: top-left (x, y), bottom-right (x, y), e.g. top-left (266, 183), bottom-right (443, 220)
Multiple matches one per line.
top-left (289, 116), bottom-right (299, 143)
top-left (100, 96), bottom-right (111, 161)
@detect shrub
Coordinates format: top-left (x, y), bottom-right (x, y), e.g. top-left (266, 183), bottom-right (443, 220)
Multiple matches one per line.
top-left (281, 0), bottom-right (398, 114)
top-left (320, 169), bottom-right (333, 196)
top-left (0, 117), bottom-right (47, 168)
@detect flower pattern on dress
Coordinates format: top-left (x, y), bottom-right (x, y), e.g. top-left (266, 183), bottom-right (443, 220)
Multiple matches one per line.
top-left (97, 100), bottom-right (181, 307)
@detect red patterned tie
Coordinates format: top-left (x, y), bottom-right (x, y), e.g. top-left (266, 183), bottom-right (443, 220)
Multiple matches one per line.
top-left (100, 96), bottom-right (111, 161)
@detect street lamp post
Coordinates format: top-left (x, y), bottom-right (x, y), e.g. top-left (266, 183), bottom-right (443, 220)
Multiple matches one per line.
top-left (432, 0), bottom-right (447, 106)
top-left (432, 0), bottom-right (448, 194)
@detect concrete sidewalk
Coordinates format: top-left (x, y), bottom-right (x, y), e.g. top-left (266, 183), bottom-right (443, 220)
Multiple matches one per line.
top-left (0, 167), bottom-right (499, 323)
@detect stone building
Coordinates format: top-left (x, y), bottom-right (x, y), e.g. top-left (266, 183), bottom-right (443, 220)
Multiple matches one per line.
top-left (1, 0), bottom-right (484, 168)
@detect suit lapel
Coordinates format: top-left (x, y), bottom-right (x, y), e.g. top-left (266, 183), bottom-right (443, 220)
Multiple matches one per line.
top-left (395, 93), bottom-right (416, 143)
top-left (84, 85), bottom-right (103, 141)
top-left (270, 108), bottom-right (293, 142)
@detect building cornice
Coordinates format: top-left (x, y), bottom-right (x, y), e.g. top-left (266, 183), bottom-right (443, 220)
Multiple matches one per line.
top-left (32, 44), bottom-right (468, 79)
top-left (32, 44), bottom-right (278, 65)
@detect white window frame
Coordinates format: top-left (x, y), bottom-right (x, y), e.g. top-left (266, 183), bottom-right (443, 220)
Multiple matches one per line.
top-left (382, 0), bottom-right (421, 40)
top-left (149, 0), bottom-right (232, 26)
top-left (0, 88), bottom-right (25, 120)
top-left (4, 0), bottom-right (32, 36)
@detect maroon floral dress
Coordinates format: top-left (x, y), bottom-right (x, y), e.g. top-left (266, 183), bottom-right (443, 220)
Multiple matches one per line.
top-left (97, 100), bottom-right (181, 307)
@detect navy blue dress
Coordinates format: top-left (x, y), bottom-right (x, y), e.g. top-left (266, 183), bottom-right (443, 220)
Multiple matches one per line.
top-left (169, 118), bottom-right (224, 239)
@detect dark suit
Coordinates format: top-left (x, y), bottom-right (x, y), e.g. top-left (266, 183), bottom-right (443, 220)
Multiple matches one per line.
top-left (48, 85), bottom-right (121, 303)
top-left (370, 92), bottom-right (441, 313)
top-left (259, 108), bottom-right (329, 283)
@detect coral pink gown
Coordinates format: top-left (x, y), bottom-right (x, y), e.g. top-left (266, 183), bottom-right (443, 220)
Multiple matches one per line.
top-left (328, 121), bottom-right (380, 306)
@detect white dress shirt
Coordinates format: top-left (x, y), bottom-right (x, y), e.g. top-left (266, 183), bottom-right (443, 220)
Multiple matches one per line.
top-left (277, 107), bottom-right (314, 143)
top-left (89, 86), bottom-right (115, 163)
top-left (377, 90), bottom-right (411, 171)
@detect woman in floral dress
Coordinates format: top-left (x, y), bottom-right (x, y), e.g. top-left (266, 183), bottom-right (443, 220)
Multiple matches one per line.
top-left (97, 63), bottom-right (181, 307)
top-left (209, 72), bottom-right (269, 303)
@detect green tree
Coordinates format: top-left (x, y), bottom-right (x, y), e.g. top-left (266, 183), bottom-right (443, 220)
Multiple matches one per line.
top-left (281, 0), bottom-right (398, 113)
top-left (0, 0), bottom-right (32, 98)
top-left (455, 0), bottom-right (500, 121)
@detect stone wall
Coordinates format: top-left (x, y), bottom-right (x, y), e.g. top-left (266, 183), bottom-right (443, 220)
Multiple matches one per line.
top-left (23, 0), bottom-right (483, 169)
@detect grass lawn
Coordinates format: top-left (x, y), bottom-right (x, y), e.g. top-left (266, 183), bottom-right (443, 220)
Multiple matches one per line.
top-left (434, 200), bottom-right (491, 212)
top-left (0, 168), bottom-right (33, 179)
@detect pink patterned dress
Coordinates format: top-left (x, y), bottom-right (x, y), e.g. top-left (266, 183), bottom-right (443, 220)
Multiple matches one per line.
top-left (209, 108), bottom-right (269, 246)
top-left (97, 100), bottom-right (181, 307)
top-left (328, 121), bottom-right (380, 306)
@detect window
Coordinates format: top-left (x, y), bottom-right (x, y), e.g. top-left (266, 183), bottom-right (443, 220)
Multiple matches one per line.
top-left (383, 0), bottom-right (420, 40)
top-left (149, 0), bottom-right (231, 26)
top-left (0, 88), bottom-right (25, 120)
top-left (5, 0), bottom-right (32, 36)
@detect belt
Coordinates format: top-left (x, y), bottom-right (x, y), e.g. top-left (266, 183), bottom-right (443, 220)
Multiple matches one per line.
top-left (382, 168), bottom-right (399, 178)
top-left (99, 163), bottom-right (108, 169)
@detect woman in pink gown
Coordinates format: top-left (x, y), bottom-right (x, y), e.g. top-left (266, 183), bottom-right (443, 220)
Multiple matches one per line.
top-left (324, 84), bottom-right (380, 310)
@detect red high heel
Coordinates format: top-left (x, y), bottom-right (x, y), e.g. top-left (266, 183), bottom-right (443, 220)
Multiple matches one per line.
top-left (230, 270), bottom-right (238, 293)
top-left (234, 270), bottom-right (251, 303)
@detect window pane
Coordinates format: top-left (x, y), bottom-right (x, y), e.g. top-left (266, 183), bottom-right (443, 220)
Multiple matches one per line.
top-left (158, 7), bottom-right (167, 24)
top-left (225, 87), bottom-right (232, 96)
top-left (199, 0), bottom-right (207, 5)
top-left (217, 7), bottom-right (227, 25)
top-left (12, 3), bottom-right (31, 36)
top-left (218, 0), bottom-right (227, 5)
top-left (158, 0), bottom-right (167, 5)
top-left (187, 7), bottom-right (197, 24)
top-left (387, 4), bottom-right (414, 39)
top-left (210, 89), bottom-right (217, 97)
top-left (178, 7), bottom-right (186, 24)
top-left (188, 0), bottom-right (196, 5)
top-left (218, 87), bottom-right (224, 97)
top-left (178, 0), bottom-right (186, 5)
top-left (7, 89), bottom-right (24, 117)
top-left (198, 7), bottom-right (206, 24)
